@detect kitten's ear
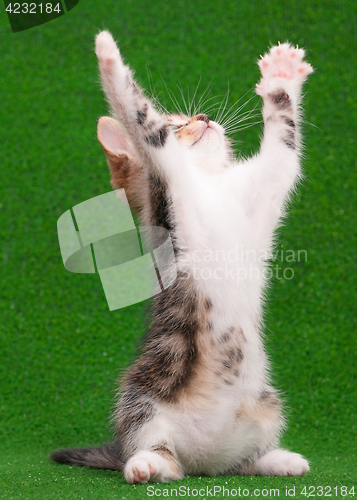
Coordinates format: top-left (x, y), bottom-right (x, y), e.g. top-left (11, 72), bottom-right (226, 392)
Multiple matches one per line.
top-left (97, 117), bottom-right (146, 213)
top-left (97, 116), bottom-right (136, 158)
top-left (97, 116), bottom-right (136, 179)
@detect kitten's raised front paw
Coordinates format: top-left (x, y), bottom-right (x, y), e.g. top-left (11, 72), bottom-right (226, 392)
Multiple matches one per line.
top-left (256, 43), bottom-right (313, 96)
top-left (124, 450), bottom-right (183, 484)
top-left (255, 449), bottom-right (310, 477)
top-left (95, 30), bottom-right (120, 63)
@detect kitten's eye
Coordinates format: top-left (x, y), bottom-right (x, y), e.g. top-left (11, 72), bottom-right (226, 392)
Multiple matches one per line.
top-left (169, 124), bottom-right (187, 131)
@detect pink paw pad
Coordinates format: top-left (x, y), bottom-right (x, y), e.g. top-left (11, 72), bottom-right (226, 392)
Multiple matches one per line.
top-left (273, 69), bottom-right (292, 79)
top-left (298, 62), bottom-right (313, 76)
top-left (257, 42), bottom-right (313, 85)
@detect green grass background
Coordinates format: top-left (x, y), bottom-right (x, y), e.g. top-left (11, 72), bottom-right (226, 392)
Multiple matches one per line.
top-left (0, 0), bottom-right (356, 498)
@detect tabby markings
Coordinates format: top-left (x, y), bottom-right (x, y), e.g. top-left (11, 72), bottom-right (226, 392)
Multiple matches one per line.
top-left (204, 298), bottom-right (213, 310)
top-left (268, 89), bottom-right (292, 110)
top-left (258, 390), bottom-right (280, 407)
top-left (268, 93), bottom-right (296, 149)
top-left (137, 104), bottom-right (148, 125)
top-left (118, 386), bottom-right (155, 436)
top-left (145, 126), bottom-right (168, 148)
top-left (149, 175), bottom-right (172, 231)
top-left (283, 130), bottom-right (296, 150)
top-left (281, 115), bottom-right (296, 128)
top-left (125, 274), bottom-right (199, 403)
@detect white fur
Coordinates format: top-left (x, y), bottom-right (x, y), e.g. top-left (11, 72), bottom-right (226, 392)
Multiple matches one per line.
top-left (124, 450), bottom-right (183, 483)
top-left (253, 449), bottom-right (310, 476)
top-left (95, 33), bottom-right (313, 482)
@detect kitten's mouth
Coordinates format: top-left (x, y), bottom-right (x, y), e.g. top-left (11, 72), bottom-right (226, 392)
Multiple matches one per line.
top-left (190, 121), bottom-right (212, 146)
top-left (175, 114), bottom-right (219, 147)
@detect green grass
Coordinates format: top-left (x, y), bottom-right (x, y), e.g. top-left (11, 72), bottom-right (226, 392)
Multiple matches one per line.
top-left (0, 0), bottom-right (356, 498)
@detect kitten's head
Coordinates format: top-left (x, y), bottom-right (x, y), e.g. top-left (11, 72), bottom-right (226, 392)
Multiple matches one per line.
top-left (167, 113), bottom-right (233, 170)
top-left (97, 112), bottom-right (233, 213)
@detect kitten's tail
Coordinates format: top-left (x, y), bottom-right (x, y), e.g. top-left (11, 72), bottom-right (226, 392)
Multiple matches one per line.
top-left (50, 442), bottom-right (124, 471)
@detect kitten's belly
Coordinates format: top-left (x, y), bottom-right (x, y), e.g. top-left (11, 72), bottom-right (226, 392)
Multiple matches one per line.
top-left (160, 390), bottom-right (281, 475)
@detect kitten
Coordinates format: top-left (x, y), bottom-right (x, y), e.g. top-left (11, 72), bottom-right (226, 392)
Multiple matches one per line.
top-left (51, 31), bottom-right (313, 483)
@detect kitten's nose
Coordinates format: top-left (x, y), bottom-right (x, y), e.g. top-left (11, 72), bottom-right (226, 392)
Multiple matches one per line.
top-left (195, 114), bottom-right (210, 124)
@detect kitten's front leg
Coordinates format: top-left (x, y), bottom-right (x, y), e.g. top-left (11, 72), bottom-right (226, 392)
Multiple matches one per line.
top-left (250, 44), bottom-right (313, 211)
top-left (95, 31), bottom-right (180, 180)
top-left (257, 42), bottom-right (313, 150)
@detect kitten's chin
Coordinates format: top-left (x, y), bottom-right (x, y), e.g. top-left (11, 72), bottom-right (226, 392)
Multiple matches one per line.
top-left (191, 121), bottom-right (224, 147)
top-left (190, 133), bottom-right (231, 172)
top-left (206, 121), bottom-right (224, 135)
top-left (176, 118), bottom-right (230, 170)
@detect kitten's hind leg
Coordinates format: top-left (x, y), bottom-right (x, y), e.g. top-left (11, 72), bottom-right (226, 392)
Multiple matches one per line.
top-left (124, 446), bottom-right (184, 484)
top-left (240, 449), bottom-right (310, 477)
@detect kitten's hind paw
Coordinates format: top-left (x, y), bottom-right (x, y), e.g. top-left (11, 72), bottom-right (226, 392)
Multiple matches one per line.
top-left (254, 449), bottom-right (310, 477)
top-left (124, 450), bottom-right (183, 484)
top-left (256, 43), bottom-right (313, 96)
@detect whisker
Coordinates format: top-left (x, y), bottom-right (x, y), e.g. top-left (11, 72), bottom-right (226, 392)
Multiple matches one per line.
top-left (221, 100), bottom-right (258, 120)
top-left (219, 94), bottom-right (257, 127)
top-left (160, 77), bottom-right (184, 115)
top-left (217, 88), bottom-right (255, 125)
top-left (199, 97), bottom-right (225, 116)
top-left (168, 89), bottom-right (184, 115)
top-left (306, 120), bottom-right (319, 129)
top-left (187, 85), bottom-right (191, 116)
top-left (205, 107), bottom-right (226, 116)
top-left (224, 117), bottom-right (261, 128)
top-left (147, 69), bottom-right (169, 115)
top-left (189, 78), bottom-right (202, 116)
top-left (221, 108), bottom-right (261, 129)
top-left (221, 101), bottom-right (260, 131)
top-left (215, 87), bottom-right (230, 124)
top-left (224, 115), bottom-right (262, 128)
top-left (201, 101), bottom-right (226, 115)
top-left (224, 120), bottom-right (263, 134)
top-left (193, 79), bottom-right (214, 115)
top-left (175, 83), bottom-right (189, 116)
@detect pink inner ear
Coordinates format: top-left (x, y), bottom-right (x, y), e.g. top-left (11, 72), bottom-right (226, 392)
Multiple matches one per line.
top-left (98, 116), bottom-right (133, 155)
